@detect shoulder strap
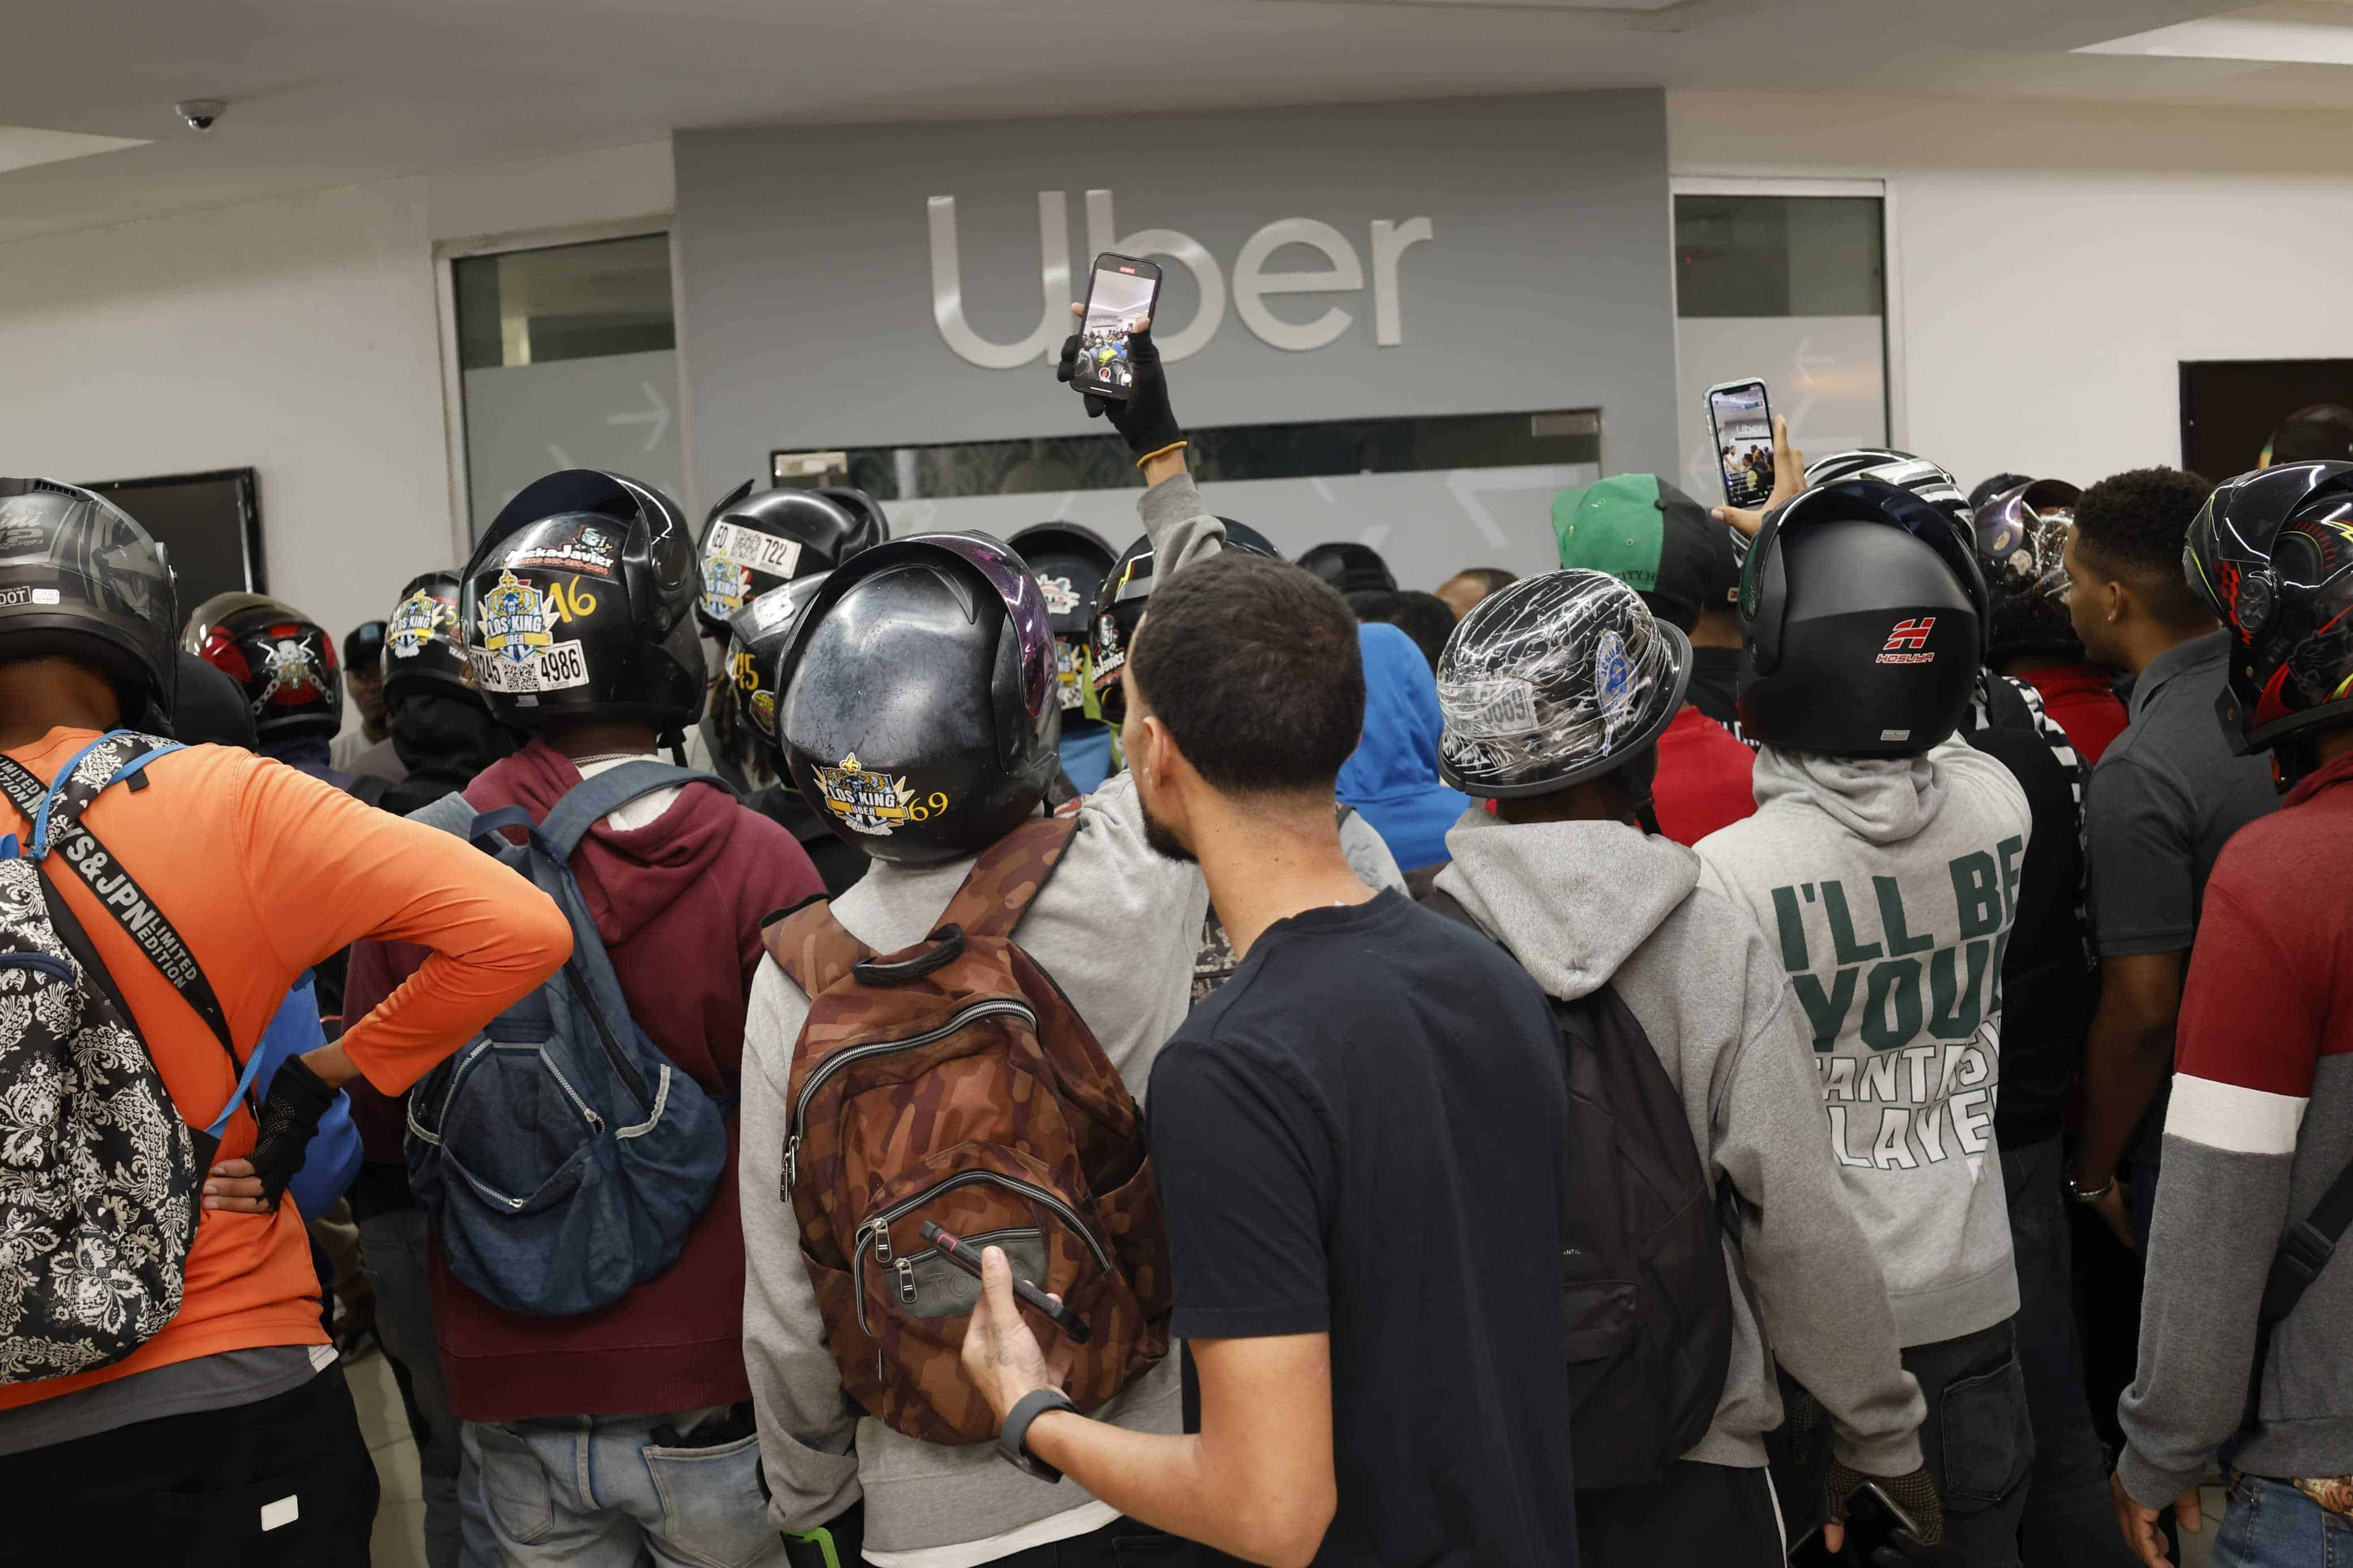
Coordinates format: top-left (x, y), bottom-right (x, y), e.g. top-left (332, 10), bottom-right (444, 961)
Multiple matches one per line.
top-left (538, 761), bottom-right (734, 860)
top-left (0, 737), bottom-right (238, 1065)
top-left (2261, 1160), bottom-right (2353, 1325)
top-left (762, 900), bottom-right (873, 996)
top-left (940, 814), bottom-right (1082, 942)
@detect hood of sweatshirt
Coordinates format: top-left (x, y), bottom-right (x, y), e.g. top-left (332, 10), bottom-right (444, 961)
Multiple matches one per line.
top-left (1752, 743), bottom-right (1951, 846)
top-left (1338, 623), bottom-right (1470, 870)
top-left (1437, 811), bottom-right (1699, 1001)
top-left (466, 737), bottom-right (743, 947)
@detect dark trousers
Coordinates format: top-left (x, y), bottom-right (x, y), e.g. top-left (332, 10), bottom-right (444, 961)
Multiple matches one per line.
top-left (990, 1517), bottom-right (1201, 1566)
top-left (0, 1364), bottom-right (378, 1567)
top-left (2001, 1136), bottom-right (2139, 1568)
top-left (1578, 1460), bottom-right (1783, 1567)
top-left (1886, 1319), bottom-right (2036, 1568)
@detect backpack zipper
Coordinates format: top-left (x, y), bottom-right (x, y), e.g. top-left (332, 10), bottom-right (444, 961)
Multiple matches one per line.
top-left (891, 1224), bottom-right (1042, 1305)
top-left (491, 1043), bottom-right (605, 1137)
top-left (851, 1173), bottom-right (1110, 1338)
top-left (781, 999), bottom-right (1037, 1192)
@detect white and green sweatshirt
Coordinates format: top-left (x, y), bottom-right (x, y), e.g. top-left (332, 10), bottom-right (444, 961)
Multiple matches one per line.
top-left (1697, 738), bottom-right (2032, 1347)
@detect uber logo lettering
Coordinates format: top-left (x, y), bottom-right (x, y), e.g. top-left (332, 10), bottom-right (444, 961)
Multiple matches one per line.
top-left (928, 189), bottom-right (1436, 369)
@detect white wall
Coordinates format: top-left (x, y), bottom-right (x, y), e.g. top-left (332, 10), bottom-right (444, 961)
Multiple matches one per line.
top-left (0, 141), bottom-right (674, 660)
top-left (1670, 91), bottom-right (2353, 489)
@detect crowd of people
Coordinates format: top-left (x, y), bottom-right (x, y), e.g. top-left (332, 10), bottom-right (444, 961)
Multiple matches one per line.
top-left (0, 316), bottom-right (2348, 1568)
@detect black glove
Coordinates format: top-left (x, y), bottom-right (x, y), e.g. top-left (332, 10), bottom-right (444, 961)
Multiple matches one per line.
top-left (1057, 323), bottom-right (1183, 463)
top-left (1824, 1457), bottom-right (1945, 1548)
top-left (246, 1053), bottom-right (337, 1210)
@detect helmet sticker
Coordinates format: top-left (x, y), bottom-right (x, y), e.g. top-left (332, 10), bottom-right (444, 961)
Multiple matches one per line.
top-left (503, 524), bottom-right (618, 579)
top-left (812, 751), bottom-right (948, 837)
top-left (478, 570), bottom-right (554, 666)
top-left (751, 587), bottom-right (803, 630)
top-left (706, 521), bottom-right (803, 580)
top-left (1039, 574), bottom-right (1082, 616)
top-left (0, 586), bottom-right (61, 608)
top-left (468, 638), bottom-right (589, 696)
top-left (387, 588), bottom-right (456, 658)
top-left (256, 634), bottom-right (327, 711)
top-left (1442, 676), bottom-right (1540, 740)
top-left (1593, 630), bottom-right (1636, 748)
top-left (1876, 616), bottom-right (1938, 666)
top-left (1054, 640), bottom-right (1087, 710)
top-left (701, 555), bottom-right (753, 620)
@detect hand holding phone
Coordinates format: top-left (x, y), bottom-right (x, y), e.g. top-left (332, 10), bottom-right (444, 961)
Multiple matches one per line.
top-left (1058, 255), bottom-right (1184, 467)
top-left (920, 1221), bottom-right (1093, 1344)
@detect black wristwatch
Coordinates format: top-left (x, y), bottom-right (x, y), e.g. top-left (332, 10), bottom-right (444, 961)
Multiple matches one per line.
top-left (999, 1388), bottom-right (1079, 1483)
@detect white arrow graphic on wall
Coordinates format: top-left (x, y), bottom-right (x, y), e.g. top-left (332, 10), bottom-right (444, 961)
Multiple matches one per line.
top-left (609, 382), bottom-right (671, 451)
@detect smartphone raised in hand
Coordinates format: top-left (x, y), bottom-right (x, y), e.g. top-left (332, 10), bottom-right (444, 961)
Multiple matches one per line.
top-left (1072, 254), bottom-right (1163, 403)
top-left (1706, 378), bottom-right (1776, 509)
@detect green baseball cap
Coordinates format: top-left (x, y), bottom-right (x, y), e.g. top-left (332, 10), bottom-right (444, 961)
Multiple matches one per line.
top-left (1551, 473), bottom-right (1736, 632)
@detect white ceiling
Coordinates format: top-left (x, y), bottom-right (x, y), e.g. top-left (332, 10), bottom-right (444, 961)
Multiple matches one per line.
top-left (3, 0), bottom-right (2347, 244)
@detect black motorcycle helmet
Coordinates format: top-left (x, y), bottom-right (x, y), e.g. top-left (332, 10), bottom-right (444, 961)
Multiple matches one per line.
top-left (0, 478), bottom-right (179, 728)
top-left (2184, 460), bottom-right (2353, 763)
top-left (777, 533), bottom-right (1059, 865)
top-left (1298, 540), bottom-right (1397, 595)
top-left (1805, 449), bottom-right (1972, 534)
top-left (726, 573), bottom-right (835, 757)
top-left (1088, 520), bottom-right (1280, 725)
top-left (696, 482), bottom-right (888, 635)
top-left (1436, 569), bottom-right (1692, 798)
top-left (343, 620), bottom-right (387, 682)
top-left (1010, 522), bottom-right (1116, 715)
top-left (1738, 477), bottom-right (1988, 755)
top-left (382, 571), bottom-right (474, 706)
top-left (464, 469), bottom-right (703, 736)
top-left (1972, 478), bottom-right (2084, 667)
top-left (184, 592), bottom-right (344, 742)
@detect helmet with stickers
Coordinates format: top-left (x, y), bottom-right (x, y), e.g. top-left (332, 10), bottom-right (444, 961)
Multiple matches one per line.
top-left (1087, 520), bottom-right (1281, 725)
top-left (1436, 568), bottom-right (1692, 798)
top-left (463, 469), bottom-right (704, 736)
top-left (1971, 478), bottom-right (2084, 666)
top-left (380, 571), bottom-right (474, 706)
top-left (0, 478), bottom-right (180, 728)
top-left (695, 482), bottom-right (889, 636)
top-left (775, 533), bottom-right (1060, 865)
top-left (184, 591), bottom-right (344, 742)
top-left (725, 573), bottom-right (835, 759)
top-left (1010, 522), bottom-right (1117, 715)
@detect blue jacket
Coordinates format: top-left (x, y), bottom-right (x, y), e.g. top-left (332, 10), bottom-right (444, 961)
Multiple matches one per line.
top-left (1338, 623), bottom-right (1469, 873)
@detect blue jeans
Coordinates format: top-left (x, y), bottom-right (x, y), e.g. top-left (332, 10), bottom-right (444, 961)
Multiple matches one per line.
top-left (462, 1409), bottom-right (785, 1568)
top-left (2215, 1474), bottom-right (2353, 1568)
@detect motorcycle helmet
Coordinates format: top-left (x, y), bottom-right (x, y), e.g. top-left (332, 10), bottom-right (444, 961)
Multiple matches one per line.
top-left (0, 478), bottom-right (179, 727)
top-left (464, 469), bottom-right (704, 736)
top-left (185, 593), bottom-right (344, 742)
top-left (381, 571), bottom-right (475, 706)
top-left (777, 533), bottom-right (1058, 865)
top-left (1804, 449), bottom-right (1972, 533)
top-left (1298, 540), bottom-right (1397, 595)
top-left (1969, 472), bottom-right (2035, 512)
top-left (696, 482), bottom-right (888, 634)
top-left (343, 620), bottom-right (387, 682)
top-left (1436, 569), bottom-right (1692, 798)
top-left (1010, 522), bottom-right (1117, 715)
top-left (726, 573), bottom-right (835, 757)
top-left (1087, 520), bottom-right (1280, 725)
top-left (1738, 477), bottom-right (1987, 755)
top-left (2184, 460), bottom-right (2353, 762)
top-left (1972, 478), bottom-right (2084, 666)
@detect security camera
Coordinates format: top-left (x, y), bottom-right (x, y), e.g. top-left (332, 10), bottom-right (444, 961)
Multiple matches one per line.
top-left (175, 100), bottom-right (226, 132)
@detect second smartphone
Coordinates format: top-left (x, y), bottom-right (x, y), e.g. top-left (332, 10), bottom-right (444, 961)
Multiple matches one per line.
top-left (1705, 378), bottom-right (1775, 509)
top-left (1072, 254), bottom-right (1163, 401)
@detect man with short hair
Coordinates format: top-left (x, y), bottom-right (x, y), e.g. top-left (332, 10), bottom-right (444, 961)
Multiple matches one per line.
top-left (1435, 565), bottom-right (1515, 621)
top-left (958, 552), bottom-right (1578, 1568)
top-left (335, 618), bottom-right (404, 781)
top-left (2062, 467), bottom-right (2276, 1252)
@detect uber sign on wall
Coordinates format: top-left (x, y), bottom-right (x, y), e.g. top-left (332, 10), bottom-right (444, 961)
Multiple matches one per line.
top-left (676, 92), bottom-right (1677, 500)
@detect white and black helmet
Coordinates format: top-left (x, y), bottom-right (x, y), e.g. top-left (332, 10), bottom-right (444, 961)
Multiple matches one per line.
top-left (0, 479), bottom-right (179, 727)
top-left (1436, 569), bottom-right (1692, 798)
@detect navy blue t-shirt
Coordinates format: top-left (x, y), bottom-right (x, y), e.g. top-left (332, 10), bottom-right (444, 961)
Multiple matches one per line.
top-left (1146, 890), bottom-right (1576, 1567)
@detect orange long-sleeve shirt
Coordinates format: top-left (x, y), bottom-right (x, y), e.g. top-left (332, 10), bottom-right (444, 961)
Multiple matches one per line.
top-left (0, 728), bottom-right (572, 1410)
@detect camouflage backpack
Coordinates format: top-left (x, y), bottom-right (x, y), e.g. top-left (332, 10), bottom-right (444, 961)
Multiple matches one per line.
top-left (764, 814), bottom-right (1170, 1445)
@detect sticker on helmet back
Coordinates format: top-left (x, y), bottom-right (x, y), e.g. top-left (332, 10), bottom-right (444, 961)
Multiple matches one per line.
top-left (811, 753), bottom-right (948, 836)
top-left (478, 571), bottom-right (554, 665)
top-left (470, 640), bottom-right (590, 695)
top-left (706, 522), bottom-right (803, 580)
top-left (1039, 574), bottom-right (1081, 616)
top-left (1594, 630), bottom-right (1637, 746)
top-left (503, 522), bottom-right (618, 579)
top-left (1055, 640), bottom-right (1086, 710)
top-left (1441, 676), bottom-right (1539, 738)
top-left (387, 588), bottom-right (456, 658)
top-left (702, 557), bottom-right (752, 620)
top-left (1876, 615), bottom-right (1938, 666)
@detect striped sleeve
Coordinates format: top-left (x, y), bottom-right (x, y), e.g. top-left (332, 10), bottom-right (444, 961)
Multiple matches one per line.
top-left (2117, 878), bottom-right (2320, 1506)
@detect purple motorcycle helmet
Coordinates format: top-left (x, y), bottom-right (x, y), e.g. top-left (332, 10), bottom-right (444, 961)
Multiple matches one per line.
top-left (776, 532), bottom-right (1061, 865)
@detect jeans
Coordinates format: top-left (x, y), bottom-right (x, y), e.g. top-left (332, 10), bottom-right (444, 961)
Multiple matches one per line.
top-left (2214, 1473), bottom-right (2353, 1567)
top-left (463, 1407), bottom-right (786, 1568)
top-left (1886, 1319), bottom-right (2036, 1568)
top-left (2001, 1137), bottom-right (2137, 1568)
top-left (361, 1206), bottom-right (465, 1568)
top-left (1576, 1460), bottom-right (1783, 1567)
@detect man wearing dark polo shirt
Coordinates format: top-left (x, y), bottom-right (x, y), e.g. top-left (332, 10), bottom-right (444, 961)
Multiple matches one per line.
top-left (2062, 468), bottom-right (2277, 1250)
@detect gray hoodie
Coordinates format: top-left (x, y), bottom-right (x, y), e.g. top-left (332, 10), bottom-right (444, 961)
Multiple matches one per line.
top-left (1437, 813), bottom-right (1925, 1475)
top-left (1696, 738), bottom-right (2031, 1347)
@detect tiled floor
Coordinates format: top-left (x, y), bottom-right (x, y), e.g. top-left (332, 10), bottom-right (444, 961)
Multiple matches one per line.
top-left (348, 1345), bottom-right (432, 1568)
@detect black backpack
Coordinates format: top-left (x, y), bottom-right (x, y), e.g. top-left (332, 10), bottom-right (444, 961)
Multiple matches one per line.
top-left (1424, 887), bottom-right (1735, 1491)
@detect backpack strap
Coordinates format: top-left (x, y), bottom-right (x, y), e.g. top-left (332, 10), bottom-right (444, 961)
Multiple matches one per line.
top-left (2246, 1157), bottom-right (2353, 1428)
top-left (940, 814), bottom-right (1083, 943)
top-left (0, 735), bottom-right (238, 1066)
top-left (537, 761), bottom-right (735, 861)
top-left (762, 900), bottom-right (873, 997)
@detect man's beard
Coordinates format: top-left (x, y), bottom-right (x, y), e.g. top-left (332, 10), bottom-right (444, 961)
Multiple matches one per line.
top-left (1140, 793), bottom-right (1196, 864)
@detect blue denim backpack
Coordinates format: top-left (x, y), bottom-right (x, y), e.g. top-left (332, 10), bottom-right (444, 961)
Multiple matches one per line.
top-left (404, 762), bottom-right (734, 1318)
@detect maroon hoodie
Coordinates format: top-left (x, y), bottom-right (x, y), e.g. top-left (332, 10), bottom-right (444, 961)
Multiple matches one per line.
top-left (343, 738), bottom-right (821, 1420)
